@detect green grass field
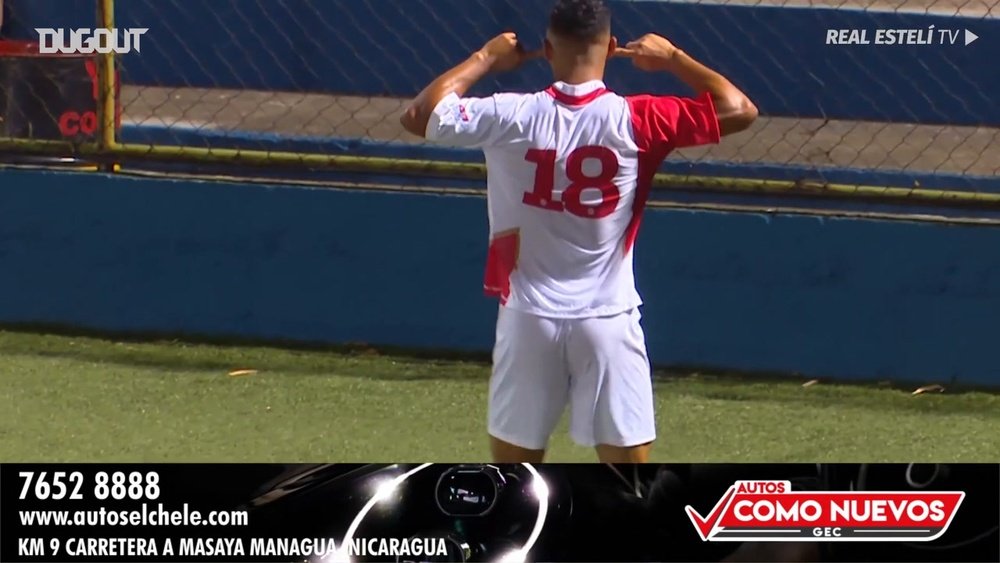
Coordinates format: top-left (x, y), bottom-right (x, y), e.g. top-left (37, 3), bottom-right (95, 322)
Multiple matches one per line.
top-left (2, 329), bottom-right (999, 462)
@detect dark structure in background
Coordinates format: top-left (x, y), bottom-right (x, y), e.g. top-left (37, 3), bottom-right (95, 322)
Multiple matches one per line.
top-left (0, 39), bottom-right (119, 142)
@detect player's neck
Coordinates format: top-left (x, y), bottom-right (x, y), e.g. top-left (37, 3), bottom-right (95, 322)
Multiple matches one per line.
top-left (550, 54), bottom-right (606, 86)
top-left (551, 68), bottom-right (605, 86)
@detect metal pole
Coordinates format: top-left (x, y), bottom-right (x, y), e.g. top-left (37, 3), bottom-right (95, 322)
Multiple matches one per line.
top-left (96, 0), bottom-right (118, 169)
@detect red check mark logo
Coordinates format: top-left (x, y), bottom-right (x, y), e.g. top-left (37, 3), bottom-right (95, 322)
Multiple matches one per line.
top-left (686, 486), bottom-right (737, 541)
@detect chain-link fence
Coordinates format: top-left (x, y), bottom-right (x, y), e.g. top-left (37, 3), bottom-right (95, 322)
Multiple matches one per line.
top-left (1, 0), bottom-right (998, 204)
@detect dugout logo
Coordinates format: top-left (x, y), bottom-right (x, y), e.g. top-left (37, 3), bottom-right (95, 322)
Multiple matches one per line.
top-left (36, 28), bottom-right (148, 54)
top-left (686, 480), bottom-right (964, 542)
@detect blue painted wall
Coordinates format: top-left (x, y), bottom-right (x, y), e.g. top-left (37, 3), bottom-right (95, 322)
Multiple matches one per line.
top-left (4, 0), bottom-right (998, 125)
top-left (2, 168), bottom-right (998, 386)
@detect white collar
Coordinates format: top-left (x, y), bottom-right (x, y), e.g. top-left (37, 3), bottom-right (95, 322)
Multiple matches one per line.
top-left (550, 80), bottom-right (607, 96)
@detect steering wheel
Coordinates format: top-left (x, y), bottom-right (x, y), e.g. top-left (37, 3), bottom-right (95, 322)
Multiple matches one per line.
top-left (853, 464), bottom-right (998, 552)
top-left (326, 463), bottom-right (560, 563)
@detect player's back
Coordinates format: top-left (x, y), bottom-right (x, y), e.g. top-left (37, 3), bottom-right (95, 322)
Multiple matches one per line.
top-left (481, 80), bottom-right (645, 319)
top-left (425, 79), bottom-right (720, 319)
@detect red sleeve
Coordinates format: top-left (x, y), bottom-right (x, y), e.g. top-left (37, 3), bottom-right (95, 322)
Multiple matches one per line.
top-left (626, 92), bottom-right (721, 153)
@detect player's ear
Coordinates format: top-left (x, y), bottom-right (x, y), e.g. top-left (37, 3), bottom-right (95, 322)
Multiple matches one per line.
top-left (543, 37), bottom-right (554, 61)
top-left (607, 36), bottom-right (618, 60)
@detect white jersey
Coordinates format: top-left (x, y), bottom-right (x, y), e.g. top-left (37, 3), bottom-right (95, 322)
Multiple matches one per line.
top-left (426, 80), bottom-right (720, 318)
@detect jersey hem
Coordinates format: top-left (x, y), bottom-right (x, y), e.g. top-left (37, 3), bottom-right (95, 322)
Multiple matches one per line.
top-left (499, 300), bottom-right (642, 320)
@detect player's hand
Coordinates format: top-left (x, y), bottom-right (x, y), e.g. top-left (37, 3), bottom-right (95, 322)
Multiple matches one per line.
top-left (614, 34), bottom-right (680, 71)
top-left (478, 32), bottom-right (541, 73)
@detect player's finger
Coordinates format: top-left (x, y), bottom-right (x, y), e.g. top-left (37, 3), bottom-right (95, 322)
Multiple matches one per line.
top-left (613, 47), bottom-right (635, 57)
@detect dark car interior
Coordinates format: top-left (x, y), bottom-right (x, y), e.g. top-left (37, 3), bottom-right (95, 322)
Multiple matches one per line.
top-left (209, 463), bottom-right (998, 563)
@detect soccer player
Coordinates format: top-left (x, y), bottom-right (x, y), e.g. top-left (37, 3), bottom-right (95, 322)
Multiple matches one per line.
top-left (400, 0), bottom-right (757, 463)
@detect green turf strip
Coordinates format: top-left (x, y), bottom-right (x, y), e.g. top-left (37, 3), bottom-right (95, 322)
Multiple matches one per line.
top-left (1, 330), bottom-right (998, 462)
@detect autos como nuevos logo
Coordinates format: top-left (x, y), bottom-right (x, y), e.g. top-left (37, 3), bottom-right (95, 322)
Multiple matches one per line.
top-left (686, 480), bottom-right (964, 542)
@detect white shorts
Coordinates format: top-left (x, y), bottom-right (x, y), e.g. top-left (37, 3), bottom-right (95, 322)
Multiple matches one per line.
top-left (488, 305), bottom-right (656, 450)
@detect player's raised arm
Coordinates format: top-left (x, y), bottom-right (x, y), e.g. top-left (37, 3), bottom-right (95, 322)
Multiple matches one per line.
top-left (399, 33), bottom-right (539, 138)
top-left (617, 34), bottom-right (758, 137)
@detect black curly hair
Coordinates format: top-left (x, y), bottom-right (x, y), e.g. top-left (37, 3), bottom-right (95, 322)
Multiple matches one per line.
top-left (548, 0), bottom-right (612, 42)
